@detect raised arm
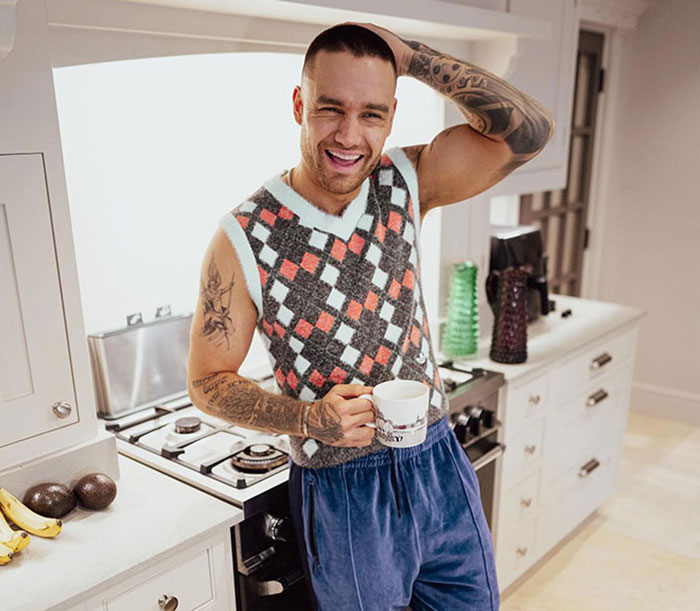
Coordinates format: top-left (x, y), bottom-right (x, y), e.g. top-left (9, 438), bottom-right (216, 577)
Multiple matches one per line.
top-left (187, 228), bottom-right (374, 446)
top-left (360, 23), bottom-right (555, 214)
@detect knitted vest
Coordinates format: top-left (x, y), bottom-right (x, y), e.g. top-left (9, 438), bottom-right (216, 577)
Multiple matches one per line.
top-left (220, 147), bottom-right (448, 468)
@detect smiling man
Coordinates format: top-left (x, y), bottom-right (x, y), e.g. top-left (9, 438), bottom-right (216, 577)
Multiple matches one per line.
top-left (188, 23), bottom-right (553, 611)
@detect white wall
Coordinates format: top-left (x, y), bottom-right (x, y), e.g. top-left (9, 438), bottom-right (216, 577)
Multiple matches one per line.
top-left (595, 0), bottom-right (700, 421)
top-left (53, 52), bottom-right (444, 373)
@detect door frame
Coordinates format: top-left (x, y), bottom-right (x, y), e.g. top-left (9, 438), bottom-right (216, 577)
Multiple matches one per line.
top-left (579, 21), bottom-right (627, 299)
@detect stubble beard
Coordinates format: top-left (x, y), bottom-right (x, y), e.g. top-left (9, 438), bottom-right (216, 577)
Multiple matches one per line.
top-left (300, 138), bottom-right (377, 196)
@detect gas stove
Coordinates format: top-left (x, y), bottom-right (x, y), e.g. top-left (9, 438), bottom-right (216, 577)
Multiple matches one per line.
top-left (100, 376), bottom-right (292, 518)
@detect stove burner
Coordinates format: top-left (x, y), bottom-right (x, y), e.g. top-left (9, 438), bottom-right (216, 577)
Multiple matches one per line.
top-left (230, 443), bottom-right (288, 473)
top-left (174, 416), bottom-right (202, 434)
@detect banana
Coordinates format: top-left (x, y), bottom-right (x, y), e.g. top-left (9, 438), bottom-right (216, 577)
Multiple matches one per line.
top-left (0, 541), bottom-right (14, 565)
top-left (0, 487), bottom-right (62, 538)
top-left (0, 507), bottom-right (30, 552)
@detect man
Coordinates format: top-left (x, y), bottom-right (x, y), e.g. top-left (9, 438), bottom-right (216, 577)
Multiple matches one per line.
top-left (188, 23), bottom-right (553, 610)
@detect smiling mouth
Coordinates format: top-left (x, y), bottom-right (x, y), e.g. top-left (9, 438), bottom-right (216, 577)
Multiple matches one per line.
top-left (325, 150), bottom-right (364, 169)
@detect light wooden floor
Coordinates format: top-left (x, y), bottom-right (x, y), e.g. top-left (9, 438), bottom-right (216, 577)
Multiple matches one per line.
top-left (501, 410), bottom-right (700, 611)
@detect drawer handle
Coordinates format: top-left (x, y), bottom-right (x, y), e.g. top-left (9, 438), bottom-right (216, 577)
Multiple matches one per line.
top-left (590, 353), bottom-right (612, 370)
top-left (524, 444), bottom-right (537, 455)
top-left (516, 546), bottom-right (528, 557)
top-left (520, 497), bottom-right (533, 508)
top-left (528, 394), bottom-right (541, 405)
top-left (158, 595), bottom-right (179, 611)
top-left (578, 458), bottom-right (601, 478)
top-left (586, 389), bottom-right (609, 407)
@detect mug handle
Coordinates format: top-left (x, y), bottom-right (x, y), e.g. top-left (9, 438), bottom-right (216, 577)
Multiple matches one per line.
top-left (358, 393), bottom-right (376, 429)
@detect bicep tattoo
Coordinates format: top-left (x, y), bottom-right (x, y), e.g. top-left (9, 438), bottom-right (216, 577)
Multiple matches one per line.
top-left (200, 255), bottom-right (236, 350)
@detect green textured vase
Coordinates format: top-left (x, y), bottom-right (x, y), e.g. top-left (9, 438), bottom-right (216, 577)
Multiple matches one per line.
top-left (442, 261), bottom-right (479, 358)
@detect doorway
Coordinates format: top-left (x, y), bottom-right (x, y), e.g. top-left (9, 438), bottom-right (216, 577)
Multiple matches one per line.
top-left (518, 30), bottom-right (605, 296)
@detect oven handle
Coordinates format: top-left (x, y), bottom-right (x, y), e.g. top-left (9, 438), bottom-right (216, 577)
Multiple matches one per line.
top-left (256, 567), bottom-right (304, 596)
top-left (471, 443), bottom-right (506, 472)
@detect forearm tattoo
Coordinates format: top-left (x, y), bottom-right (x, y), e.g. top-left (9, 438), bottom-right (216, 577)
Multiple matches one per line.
top-left (191, 372), bottom-right (306, 435)
top-left (402, 39), bottom-right (554, 160)
top-left (200, 256), bottom-right (235, 349)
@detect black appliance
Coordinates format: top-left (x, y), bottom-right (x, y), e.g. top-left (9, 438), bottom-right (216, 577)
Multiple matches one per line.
top-left (486, 225), bottom-right (553, 323)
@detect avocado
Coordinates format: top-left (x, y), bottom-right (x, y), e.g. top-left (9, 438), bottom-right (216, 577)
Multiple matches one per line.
top-left (23, 483), bottom-right (77, 518)
top-left (73, 473), bottom-right (117, 510)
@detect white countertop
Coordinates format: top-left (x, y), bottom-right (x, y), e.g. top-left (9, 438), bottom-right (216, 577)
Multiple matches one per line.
top-left (448, 294), bottom-right (645, 384)
top-left (1, 455), bottom-right (243, 611)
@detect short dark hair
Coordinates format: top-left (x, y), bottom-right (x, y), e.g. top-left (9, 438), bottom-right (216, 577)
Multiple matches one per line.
top-left (303, 24), bottom-right (397, 77)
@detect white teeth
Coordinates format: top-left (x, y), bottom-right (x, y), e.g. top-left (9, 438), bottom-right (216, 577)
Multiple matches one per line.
top-left (329, 151), bottom-right (361, 161)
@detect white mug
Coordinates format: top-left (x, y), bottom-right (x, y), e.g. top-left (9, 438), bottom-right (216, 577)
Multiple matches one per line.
top-left (360, 380), bottom-right (430, 448)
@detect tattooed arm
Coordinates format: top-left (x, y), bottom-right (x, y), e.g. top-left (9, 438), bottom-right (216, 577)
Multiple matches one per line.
top-left (358, 23), bottom-right (555, 214)
top-left (187, 228), bottom-right (375, 446)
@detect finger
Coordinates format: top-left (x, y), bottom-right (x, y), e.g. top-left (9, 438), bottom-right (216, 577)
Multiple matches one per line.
top-left (347, 410), bottom-right (376, 428)
top-left (330, 384), bottom-right (374, 398)
top-left (341, 396), bottom-right (375, 415)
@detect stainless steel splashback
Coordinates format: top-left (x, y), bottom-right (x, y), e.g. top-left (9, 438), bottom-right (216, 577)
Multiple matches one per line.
top-left (87, 314), bottom-right (192, 418)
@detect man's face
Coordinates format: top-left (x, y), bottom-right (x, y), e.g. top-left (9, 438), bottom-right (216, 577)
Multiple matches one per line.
top-left (294, 50), bottom-right (397, 195)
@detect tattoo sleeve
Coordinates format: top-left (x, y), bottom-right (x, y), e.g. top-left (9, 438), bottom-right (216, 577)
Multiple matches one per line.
top-left (190, 372), bottom-right (345, 444)
top-left (190, 372), bottom-right (306, 436)
top-left (402, 39), bottom-right (554, 158)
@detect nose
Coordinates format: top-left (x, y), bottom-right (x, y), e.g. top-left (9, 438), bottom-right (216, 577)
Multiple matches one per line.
top-left (334, 115), bottom-right (363, 149)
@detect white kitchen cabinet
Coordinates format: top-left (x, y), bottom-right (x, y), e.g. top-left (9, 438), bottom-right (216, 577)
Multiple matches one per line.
top-left (81, 534), bottom-right (235, 611)
top-left (498, 325), bottom-right (637, 589)
top-left (0, 154), bottom-right (79, 447)
top-left (460, 295), bottom-right (644, 591)
top-left (485, 0), bottom-right (580, 195)
top-left (0, 0), bottom-right (108, 477)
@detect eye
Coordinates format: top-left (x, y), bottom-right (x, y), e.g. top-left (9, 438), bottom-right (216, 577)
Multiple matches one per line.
top-left (320, 107), bottom-right (341, 113)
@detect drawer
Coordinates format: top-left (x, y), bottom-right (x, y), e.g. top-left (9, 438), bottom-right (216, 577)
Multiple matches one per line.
top-left (501, 418), bottom-right (545, 485)
top-left (105, 548), bottom-right (214, 611)
top-left (545, 366), bottom-right (632, 482)
top-left (498, 469), bottom-right (541, 535)
top-left (496, 519), bottom-right (538, 589)
top-left (539, 434), bottom-right (621, 554)
top-left (505, 373), bottom-right (550, 433)
top-left (550, 329), bottom-right (637, 404)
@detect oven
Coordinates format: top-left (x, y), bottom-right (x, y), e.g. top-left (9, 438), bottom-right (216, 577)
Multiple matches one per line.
top-left (88, 315), bottom-right (505, 611)
top-left (439, 362), bottom-right (505, 531)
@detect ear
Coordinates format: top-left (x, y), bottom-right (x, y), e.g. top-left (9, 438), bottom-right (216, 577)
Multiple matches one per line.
top-left (292, 86), bottom-right (303, 126)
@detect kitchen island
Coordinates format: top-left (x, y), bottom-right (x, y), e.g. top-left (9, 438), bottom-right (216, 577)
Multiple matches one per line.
top-left (1, 455), bottom-right (242, 611)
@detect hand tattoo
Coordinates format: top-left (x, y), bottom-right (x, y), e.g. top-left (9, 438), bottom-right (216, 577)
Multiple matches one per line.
top-left (200, 256), bottom-right (235, 349)
top-left (307, 399), bottom-right (344, 444)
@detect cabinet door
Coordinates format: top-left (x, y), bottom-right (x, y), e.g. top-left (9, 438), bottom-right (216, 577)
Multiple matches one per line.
top-left (488, 0), bottom-right (579, 195)
top-left (0, 154), bottom-right (77, 448)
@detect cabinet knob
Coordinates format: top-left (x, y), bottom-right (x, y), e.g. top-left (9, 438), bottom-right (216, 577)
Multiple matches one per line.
top-left (520, 497), bottom-right (533, 508)
top-left (524, 444), bottom-right (537, 455)
top-left (52, 401), bottom-right (72, 419)
top-left (158, 595), bottom-right (179, 610)
top-left (528, 394), bottom-right (541, 405)
top-left (516, 546), bottom-right (528, 557)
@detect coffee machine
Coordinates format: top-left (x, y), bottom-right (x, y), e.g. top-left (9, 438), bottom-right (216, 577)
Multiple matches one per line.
top-left (486, 225), bottom-right (553, 323)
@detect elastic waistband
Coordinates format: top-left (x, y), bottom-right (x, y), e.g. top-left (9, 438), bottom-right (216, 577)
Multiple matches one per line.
top-left (324, 417), bottom-right (450, 471)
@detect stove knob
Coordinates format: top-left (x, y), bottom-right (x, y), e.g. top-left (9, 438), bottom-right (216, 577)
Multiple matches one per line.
top-left (451, 413), bottom-right (470, 445)
top-left (467, 406), bottom-right (484, 437)
top-left (263, 513), bottom-right (289, 542)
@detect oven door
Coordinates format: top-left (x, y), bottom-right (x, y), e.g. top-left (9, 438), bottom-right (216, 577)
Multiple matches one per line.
top-left (464, 431), bottom-right (505, 531)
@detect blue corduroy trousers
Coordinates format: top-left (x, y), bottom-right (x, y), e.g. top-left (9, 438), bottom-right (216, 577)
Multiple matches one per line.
top-left (289, 418), bottom-right (499, 610)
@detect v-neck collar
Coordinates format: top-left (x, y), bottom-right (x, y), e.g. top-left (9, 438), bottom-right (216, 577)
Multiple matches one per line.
top-left (264, 172), bottom-right (371, 241)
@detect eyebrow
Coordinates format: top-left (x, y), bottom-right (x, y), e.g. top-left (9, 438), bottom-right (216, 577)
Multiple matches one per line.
top-left (316, 96), bottom-right (390, 114)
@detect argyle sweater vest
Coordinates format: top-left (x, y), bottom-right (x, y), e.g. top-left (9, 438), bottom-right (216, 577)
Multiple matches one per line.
top-left (220, 147), bottom-right (448, 468)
